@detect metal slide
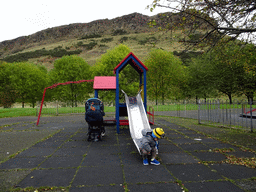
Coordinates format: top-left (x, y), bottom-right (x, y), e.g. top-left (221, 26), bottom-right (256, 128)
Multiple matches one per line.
top-left (122, 90), bottom-right (152, 154)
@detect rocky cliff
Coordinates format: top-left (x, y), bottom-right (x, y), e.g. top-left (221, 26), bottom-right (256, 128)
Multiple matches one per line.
top-left (0, 13), bottom-right (158, 57)
top-left (0, 11), bottom-right (211, 58)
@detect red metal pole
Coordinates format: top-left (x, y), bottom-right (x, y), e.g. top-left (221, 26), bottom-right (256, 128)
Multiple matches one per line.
top-left (36, 88), bottom-right (47, 126)
top-left (36, 79), bottom-right (94, 126)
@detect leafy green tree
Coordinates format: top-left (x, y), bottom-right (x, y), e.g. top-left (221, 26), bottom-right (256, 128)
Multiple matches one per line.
top-left (0, 62), bottom-right (18, 108)
top-left (188, 41), bottom-right (252, 104)
top-left (144, 49), bottom-right (185, 105)
top-left (187, 54), bottom-right (217, 101)
top-left (91, 44), bottom-right (139, 104)
top-left (9, 62), bottom-right (48, 108)
top-left (49, 55), bottom-right (92, 107)
top-left (92, 44), bottom-right (131, 76)
top-left (211, 42), bottom-right (250, 103)
top-left (235, 43), bottom-right (256, 103)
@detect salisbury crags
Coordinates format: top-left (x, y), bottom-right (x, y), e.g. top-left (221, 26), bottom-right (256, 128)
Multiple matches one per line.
top-left (0, 12), bottom-right (165, 56)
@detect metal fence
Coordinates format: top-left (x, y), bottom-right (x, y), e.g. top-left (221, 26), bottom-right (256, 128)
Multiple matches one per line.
top-left (36, 101), bottom-right (86, 116)
top-left (153, 99), bottom-right (256, 132)
top-left (36, 99), bottom-right (256, 132)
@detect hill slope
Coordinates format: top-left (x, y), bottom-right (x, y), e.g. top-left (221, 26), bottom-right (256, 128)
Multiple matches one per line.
top-left (0, 12), bottom-right (206, 70)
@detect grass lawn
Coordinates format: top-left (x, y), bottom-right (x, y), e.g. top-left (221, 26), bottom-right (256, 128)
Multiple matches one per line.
top-left (0, 106), bottom-right (115, 118)
top-left (1, 102), bottom-right (255, 118)
top-left (0, 104), bottom-right (198, 118)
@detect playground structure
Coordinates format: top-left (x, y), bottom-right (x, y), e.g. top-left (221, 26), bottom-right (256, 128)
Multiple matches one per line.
top-left (113, 52), bottom-right (151, 133)
top-left (36, 52), bottom-right (154, 152)
top-left (36, 52), bottom-right (154, 135)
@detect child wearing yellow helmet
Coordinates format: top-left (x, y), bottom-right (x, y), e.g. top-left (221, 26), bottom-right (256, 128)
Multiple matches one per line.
top-left (139, 128), bottom-right (165, 165)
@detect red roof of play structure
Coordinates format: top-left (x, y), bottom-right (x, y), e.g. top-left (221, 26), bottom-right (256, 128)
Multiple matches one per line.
top-left (93, 76), bottom-right (116, 90)
top-left (114, 52), bottom-right (148, 74)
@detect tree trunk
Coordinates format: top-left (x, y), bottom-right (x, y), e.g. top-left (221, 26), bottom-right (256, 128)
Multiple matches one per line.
top-left (228, 94), bottom-right (232, 104)
top-left (246, 92), bottom-right (254, 105)
top-left (155, 83), bottom-right (158, 105)
top-left (71, 84), bottom-right (74, 108)
top-left (162, 92), bottom-right (165, 105)
top-left (75, 94), bottom-right (77, 107)
top-left (161, 76), bottom-right (164, 105)
top-left (248, 96), bottom-right (254, 105)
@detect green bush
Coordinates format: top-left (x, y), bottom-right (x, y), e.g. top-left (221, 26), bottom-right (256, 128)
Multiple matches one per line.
top-left (189, 32), bottom-right (203, 42)
top-left (76, 41), bottom-right (84, 47)
top-left (79, 33), bottom-right (102, 40)
top-left (138, 36), bottom-right (157, 45)
top-left (3, 47), bottom-right (82, 63)
top-left (112, 29), bottom-right (127, 36)
top-left (81, 42), bottom-right (97, 50)
top-left (99, 44), bottom-right (108, 48)
top-left (138, 39), bottom-right (148, 45)
top-left (119, 36), bottom-right (128, 43)
top-left (100, 38), bottom-right (113, 43)
top-left (173, 50), bottom-right (202, 66)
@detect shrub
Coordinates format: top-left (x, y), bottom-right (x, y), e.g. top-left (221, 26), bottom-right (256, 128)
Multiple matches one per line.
top-left (119, 36), bottom-right (128, 43)
top-left (189, 32), bottom-right (203, 42)
top-left (138, 36), bottom-right (157, 45)
top-left (81, 41), bottom-right (97, 50)
top-left (3, 48), bottom-right (82, 63)
top-left (112, 29), bottom-right (127, 36)
top-left (100, 38), bottom-right (113, 43)
top-left (138, 39), bottom-right (148, 45)
top-left (173, 50), bottom-right (202, 66)
top-left (76, 41), bottom-right (84, 47)
top-left (79, 33), bottom-right (101, 40)
top-left (99, 44), bottom-right (108, 48)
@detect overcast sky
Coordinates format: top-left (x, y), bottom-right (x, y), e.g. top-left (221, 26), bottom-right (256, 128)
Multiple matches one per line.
top-left (0, 0), bottom-right (169, 42)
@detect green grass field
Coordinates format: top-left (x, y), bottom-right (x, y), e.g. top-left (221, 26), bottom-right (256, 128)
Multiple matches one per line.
top-left (0, 104), bottom-right (195, 118)
top-left (1, 102), bottom-right (254, 118)
top-left (0, 106), bottom-right (115, 118)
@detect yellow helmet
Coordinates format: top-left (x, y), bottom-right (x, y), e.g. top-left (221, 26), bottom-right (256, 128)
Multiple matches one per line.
top-left (153, 128), bottom-right (165, 139)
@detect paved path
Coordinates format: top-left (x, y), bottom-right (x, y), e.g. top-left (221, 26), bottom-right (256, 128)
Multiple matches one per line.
top-left (0, 115), bottom-right (256, 191)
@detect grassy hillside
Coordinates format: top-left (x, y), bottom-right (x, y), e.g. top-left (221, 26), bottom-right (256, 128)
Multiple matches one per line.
top-left (1, 12), bottom-right (211, 70)
top-left (3, 30), bottom-right (190, 71)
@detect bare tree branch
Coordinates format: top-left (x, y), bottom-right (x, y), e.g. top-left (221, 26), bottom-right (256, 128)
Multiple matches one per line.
top-left (150, 0), bottom-right (256, 48)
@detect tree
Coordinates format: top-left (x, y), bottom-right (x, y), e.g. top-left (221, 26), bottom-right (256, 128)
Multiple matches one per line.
top-left (0, 62), bottom-right (18, 108)
top-left (9, 62), bottom-right (48, 108)
top-left (92, 44), bottom-right (131, 77)
top-left (149, 0), bottom-right (256, 48)
top-left (187, 54), bottom-right (217, 101)
top-left (91, 44), bottom-right (138, 104)
top-left (235, 43), bottom-right (256, 103)
top-left (144, 49), bottom-right (185, 105)
top-left (189, 41), bottom-right (249, 103)
top-left (49, 55), bottom-right (92, 107)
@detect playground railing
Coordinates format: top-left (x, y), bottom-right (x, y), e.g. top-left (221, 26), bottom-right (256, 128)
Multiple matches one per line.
top-left (147, 106), bottom-right (154, 125)
top-left (151, 99), bottom-right (255, 132)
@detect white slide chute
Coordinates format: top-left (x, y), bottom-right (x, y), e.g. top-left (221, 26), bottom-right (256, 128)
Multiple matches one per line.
top-left (121, 90), bottom-right (152, 154)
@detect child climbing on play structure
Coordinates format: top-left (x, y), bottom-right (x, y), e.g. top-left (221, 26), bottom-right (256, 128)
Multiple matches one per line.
top-left (139, 128), bottom-right (165, 165)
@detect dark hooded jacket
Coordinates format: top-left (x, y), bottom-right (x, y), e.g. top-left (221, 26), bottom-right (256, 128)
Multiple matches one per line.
top-left (85, 110), bottom-right (103, 123)
top-left (138, 129), bottom-right (156, 152)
